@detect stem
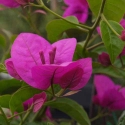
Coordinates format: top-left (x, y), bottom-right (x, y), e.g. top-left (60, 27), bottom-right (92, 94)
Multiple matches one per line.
top-left (55, 89), bottom-right (66, 97)
top-left (83, 0), bottom-right (106, 49)
top-left (101, 14), bottom-right (120, 37)
top-left (0, 106), bottom-right (10, 125)
top-left (30, 1), bottom-right (91, 31)
top-left (30, 106), bottom-right (47, 122)
top-left (19, 109), bottom-right (32, 125)
top-left (27, 8), bottom-right (41, 35)
top-left (87, 34), bottom-right (99, 46)
top-left (87, 42), bottom-right (104, 51)
top-left (119, 56), bottom-right (124, 68)
top-left (90, 115), bottom-right (100, 122)
top-left (51, 83), bottom-right (55, 97)
top-left (90, 113), bottom-right (109, 122)
top-left (8, 109), bottom-right (32, 121)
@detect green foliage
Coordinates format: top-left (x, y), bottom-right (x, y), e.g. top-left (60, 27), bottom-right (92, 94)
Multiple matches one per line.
top-left (87, 0), bottom-right (125, 22)
top-left (74, 44), bottom-right (84, 60)
top-left (0, 115), bottom-right (8, 125)
top-left (100, 20), bottom-right (124, 64)
top-left (24, 122), bottom-right (54, 125)
top-left (0, 34), bottom-right (6, 48)
top-left (93, 62), bottom-right (125, 78)
top-left (0, 79), bottom-right (22, 95)
top-left (46, 16), bottom-right (79, 42)
top-left (0, 95), bottom-right (11, 108)
top-left (45, 98), bottom-right (90, 125)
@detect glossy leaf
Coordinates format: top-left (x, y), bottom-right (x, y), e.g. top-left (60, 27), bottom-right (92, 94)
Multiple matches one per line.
top-left (0, 95), bottom-right (11, 108)
top-left (100, 21), bottom-right (124, 64)
top-left (45, 98), bottom-right (90, 125)
top-left (0, 34), bottom-right (6, 47)
top-left (93, 62), bottom-right (125, 78)
top-left (0, 115), bottom-right (8, 125)
top-left (9, 86), bottom-right (41, 113)
top-left (73, 44), bottom-right (83, 60)
top-left (0, 79), bottom-right (22, 95)
top-left (87, 0), bottom-right (125, 22)
top-left (46, 16), bottom-right (79, 42)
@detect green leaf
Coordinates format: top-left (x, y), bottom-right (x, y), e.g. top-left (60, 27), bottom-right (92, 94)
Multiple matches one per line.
top-left (0, 79), bottom-right (22, 95)
top-left (0, 115), bottom-right (8, 125)
top-left (109, 21), bottom-right (124, 34)
top-left (0, 34), bottom-right (6, 48)
top-left (60, 122), bottom-right (71, 125)
top-left (45, 98), bottom-right (90, 125)
top-left (24, 122), bottom-right (54, 125)
top-left (87, 0), bottom-right (125, 22)
top-left (100, 21), bottom-right (124, 64)
top-left (9, 86), bottom-right (41, 113)
top-left (73, 44), bottom-right (83, 60)
top-left (93, 62), bottom-right (125, 78)
top-left (46, 16), bottom-right (79, 42)
top-left (0, 95), bottom-right (11, 108)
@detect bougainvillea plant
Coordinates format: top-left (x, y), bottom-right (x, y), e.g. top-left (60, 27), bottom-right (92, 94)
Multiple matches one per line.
top-left (0, 0), bottom-right (125, 125)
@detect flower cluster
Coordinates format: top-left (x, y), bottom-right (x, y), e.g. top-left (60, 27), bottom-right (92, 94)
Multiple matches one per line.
top-left (93, 75), bottom-right (125, 110)
top-left (5, 33), bottom-right (92, 91)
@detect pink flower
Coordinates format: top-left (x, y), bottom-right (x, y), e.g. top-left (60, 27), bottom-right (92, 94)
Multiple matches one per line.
top-left (63, 0), bottom-right (89, 23)
top-left (23, 92), bottom-right (47, 113)
top-left (5, 33), bottom-right (92, 90)
top-left (93, 75), bottom-right (125, 110)
top-left (98, 52), bottom-right (111, 66)
top-left (0, 0), bottom-right (32, 8)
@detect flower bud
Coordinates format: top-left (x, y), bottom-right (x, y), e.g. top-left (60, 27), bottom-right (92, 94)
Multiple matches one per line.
top-left (98, 52), bottom-right (111, 66)
top-left (120, 30), bottom-right (125, 41)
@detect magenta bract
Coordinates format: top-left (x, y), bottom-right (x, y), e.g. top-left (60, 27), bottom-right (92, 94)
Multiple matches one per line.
top-left (0, 0), bottom-right (32, 8)
top-left (23, 92), bottom-right (47, 113)
top-left (93, 75), bottom-right (125, 110)
top-left (63, 0), bottom-right (89, 23)
top-left (0, 0), bottom-right (20, 8)
top-left (5, 33), bottom-right (92, 90)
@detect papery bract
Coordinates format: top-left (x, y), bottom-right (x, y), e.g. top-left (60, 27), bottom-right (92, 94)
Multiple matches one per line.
top-left (15, 0), bottom-right (33, 5)
top-left (5, 33), bottom-right (92, 90)
top-left (0, 0), bottom-right (20, 8)
top-left (23, 92), bottom-right (47, 113)
top-left (5, 58), bottom-right (22, 80)
top-left (93, 75), bottom-right (125, 110)
top-left (63, 0), bottom-right (89, 23)
top-left (0, 0), bottom-right (32, 8)
top-left (45, 107), bottom-right (53, 120)
top-left (120, 19), bottom-right (125, 29)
